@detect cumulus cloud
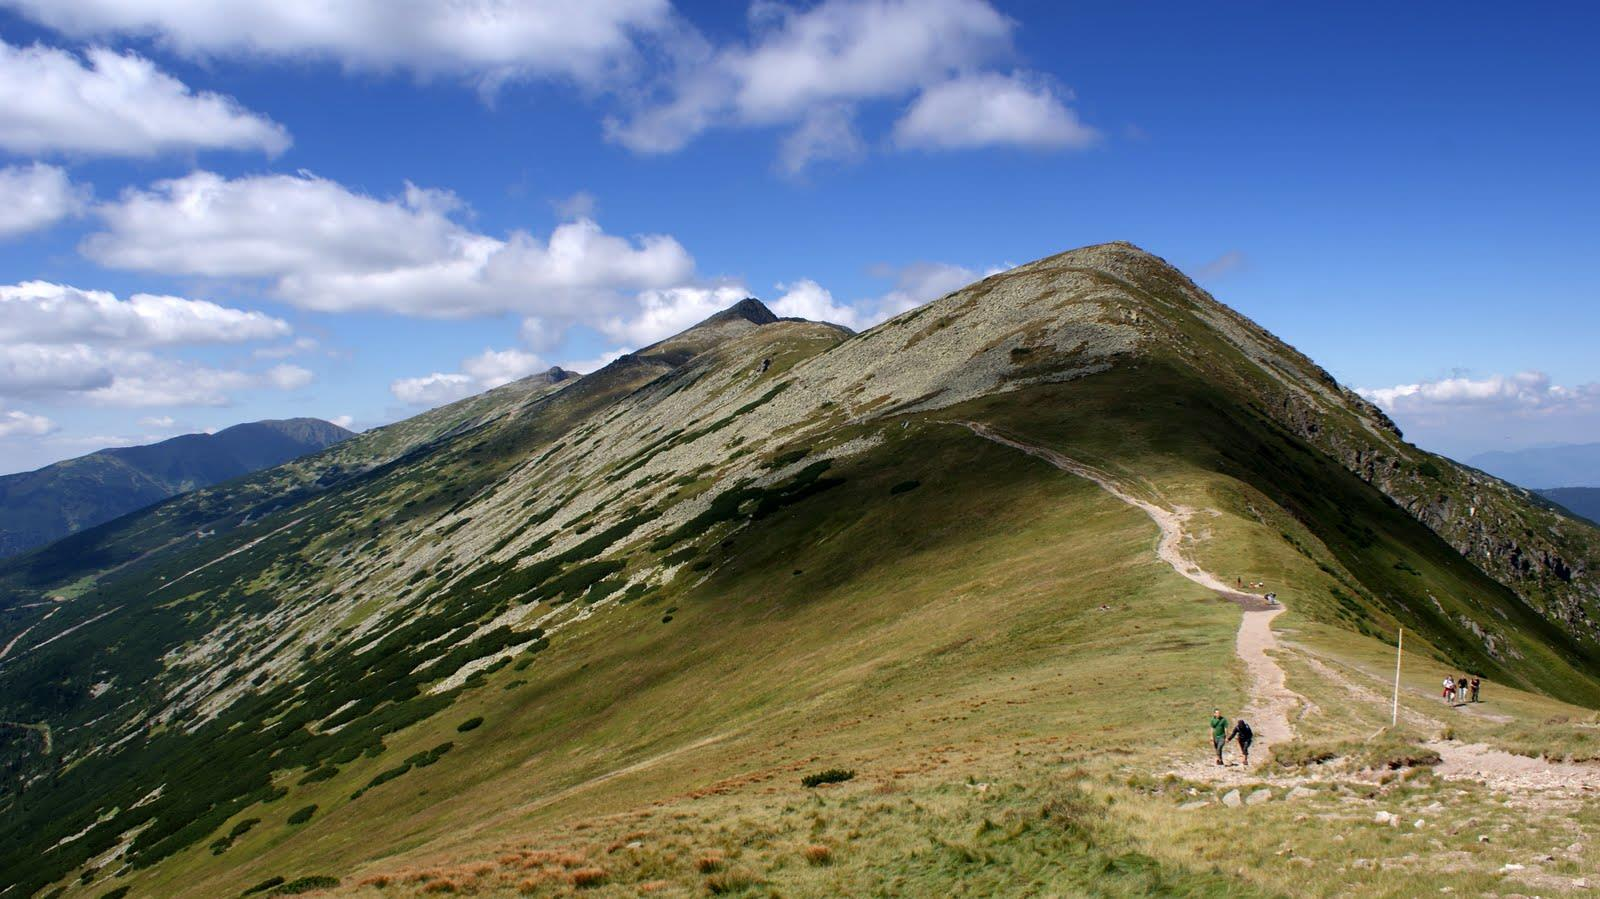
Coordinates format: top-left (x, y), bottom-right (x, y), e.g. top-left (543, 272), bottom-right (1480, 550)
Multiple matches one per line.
top-left (608, 0), bottom-right (1032, 168)
top-left (0, 409), bottom-right (56, 437)
top-left (137, 415), bottom-right (175, 429)
top-left (0, 344), bottom-right (115, 396)
top-left (1, 0), bottom-right (673, 86)
top-left (771, 261), bottom-right (988, 330)
top-left (893, 71), bottom-right (1098, 151)
top-left (461, 348), bottom-right (547, 388)
top-left (86, 171), bottom-right (695, 320)
top-left (389, 372), bottom-right (476, 408)
top-left (1358, 371), bottom-right (1600, 414)
top-left (0, 343), bottom-right (313, 406)
top-left (0, 163), bottom-right (89, 237)
top-left (0, 38), bottom-right (289, 157)
top-left (595, 283), bottom-right (752, 346)
top-left (391, 346), bottom-right (557, 408)
top-left (0, 281), bottom-right (289, 345)
top-left (78, 355), bottom-right (314, 407)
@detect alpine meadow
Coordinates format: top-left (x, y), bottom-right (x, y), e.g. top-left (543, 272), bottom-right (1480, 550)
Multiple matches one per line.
top-left (4, 243), bottom-right (1600, 897)
top-left (3, 2), bottom-right (1600, 897)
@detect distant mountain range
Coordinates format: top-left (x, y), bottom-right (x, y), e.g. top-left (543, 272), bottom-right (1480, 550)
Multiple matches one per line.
top-left (1468, 442), bottom-right (1600, 489)
top-left (1540, 487), bottom-right (1600, 524)
top-left (0, 418), bottom-right (353, 558)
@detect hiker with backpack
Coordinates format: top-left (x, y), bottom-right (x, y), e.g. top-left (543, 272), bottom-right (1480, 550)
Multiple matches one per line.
top-left (1210, 709), bottom-right (1229, 766)
top-left (1470, 676), bottom-right (1481, 702)
top-left (1229, 719), bottom-right (1255, 765)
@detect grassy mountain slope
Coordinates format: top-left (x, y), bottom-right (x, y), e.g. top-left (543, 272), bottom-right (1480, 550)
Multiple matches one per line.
top-left (0, 419), bottom-right (354, 559)
top-left (2, 245), bottom-right (1598, 898)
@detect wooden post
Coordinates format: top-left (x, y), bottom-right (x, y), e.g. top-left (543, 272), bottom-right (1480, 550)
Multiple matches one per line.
top-left (1392, 628), bottom-right (1403, 727)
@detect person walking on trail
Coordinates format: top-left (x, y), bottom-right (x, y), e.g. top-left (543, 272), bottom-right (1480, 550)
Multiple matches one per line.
top-left (1229, 719), bottom-right (1255, 766)
top-left (1470, 676), bottom-right (1481, 703)
top-left (1442, 676), bottom-right (1455, 704)
top-left (1210, 709), bottom-right (1230, 766)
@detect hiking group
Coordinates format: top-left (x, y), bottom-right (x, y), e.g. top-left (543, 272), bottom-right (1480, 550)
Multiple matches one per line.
top-left (1208, 709), bottom-right (1253, 766)
top-left (1442, 674), bottom-right (1482, 705)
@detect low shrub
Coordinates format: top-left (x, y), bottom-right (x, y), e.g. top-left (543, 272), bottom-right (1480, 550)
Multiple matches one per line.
top-left (803, 844), bottom-right (833, 865)
top-left (286, 805), bottom-right (317, 826)
top-left (801, 768), bottom-right (855, 788)
top-left (889, 480), bottom-right (921, 495)
top-left (268, 876), bottom-right (339, 895)
top-left (240, 876), bottom-right (285, 896)
top-left (297, 765), bottom-right (339, 785)
top-left (569, 867), bottom-right (607, 888)
top-left (456, 716), bottom-right (484, 732)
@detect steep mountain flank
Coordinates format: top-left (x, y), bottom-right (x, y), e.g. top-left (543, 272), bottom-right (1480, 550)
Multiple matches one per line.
top-left (0, 419), bottom-right (353, 558)
top-left (1, 244), bottom-right (1597, 898)
top-left (1541, 487), bottom-right (1600, 525)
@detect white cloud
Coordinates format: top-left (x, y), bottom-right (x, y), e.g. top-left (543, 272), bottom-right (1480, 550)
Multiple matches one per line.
top-left (390, 372), bottom-right (476, 407)
top-left (0, 163), bottom-right (88, 237)
top-left (770, 279), bottom-right (869, 330)
top-left (870, 261), bottom-right (986, 318)
top-left (0, 344), bottom-right (115, 396)
top-left (608, 0), bottom-right (1018, 166)
top-left (1, 0), bottom-right (673, 86)
top-left (553, 190), bottom-right (598, 220)
top-left (770, 261), bottom-right (987, 331)
top-left (86, 171), bottom-right (695, 320)
top-left (391, 346), bottom-right (557, 408)
top-left (328, 414), bottom-right (355, 430)
top-left (0, 343), bottom-right (313, 406)
top-left (461, 348), bottom-right (547, 388)
top-left (0, 281), bottom-right (289, 345)
top-left (1358, 371), bottom-right (1600, 414)
top-left (137, 415), bottom-right (175, 429)
top-left (560, 349), bottom-right (628, 374)
top-left (0, 38), bottom-right (289, 157)
top-left (253, 336), bottom-right (321, 359)
top-left (0, 409), bottom-right (56, 437)
top-left (893, 71), bottom-right (1097, 151)
top-left (777, 105), bottom-right (864, 176)
top-left (596, 283), bottom-right (752, 346)
top-left (79, 355), bottom-right (314, 407)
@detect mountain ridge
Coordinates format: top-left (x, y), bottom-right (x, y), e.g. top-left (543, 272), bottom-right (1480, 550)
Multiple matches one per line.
top-left (2, 241), bottom-right (1598, 897)
top-left (0, 418), bottom-right (354, 559)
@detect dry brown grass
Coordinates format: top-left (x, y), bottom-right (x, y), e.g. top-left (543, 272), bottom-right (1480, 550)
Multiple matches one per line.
top-left (802, 843), bottom-right (832, 865)
top-left (694, 852), bottom-right (724, 873)
top-left (568, 867), bottom-right (606, 888)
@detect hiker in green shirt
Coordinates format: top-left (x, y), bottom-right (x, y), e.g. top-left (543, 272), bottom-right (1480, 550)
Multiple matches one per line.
top-left (1210, 709), bottom-right (1229, 766)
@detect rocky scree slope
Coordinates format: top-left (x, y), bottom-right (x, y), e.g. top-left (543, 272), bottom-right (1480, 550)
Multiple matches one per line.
top-left (1, 244), bottom-right (1598, 896)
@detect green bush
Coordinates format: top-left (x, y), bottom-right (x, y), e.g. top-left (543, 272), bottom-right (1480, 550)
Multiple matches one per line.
top-left (285, 805), bottom-right (317, 825)
top-left (296, 765), bottom-right (338, 785)
top-left (98, 887), bottom-right (131, 899)
top-left (801, 768), bottom-right (855, 788)
top-left (240, 876), bottom-right (284, 896)
top-left (889, 480), bottom-right (921, 495)
top-left (456, 716), bottom-right (484, 732)
top-left (268, 876), bottom-right (339, 895)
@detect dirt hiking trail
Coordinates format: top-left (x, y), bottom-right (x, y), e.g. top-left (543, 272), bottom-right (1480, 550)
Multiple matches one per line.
top-left (959, 421), bottom-right (1600, 795)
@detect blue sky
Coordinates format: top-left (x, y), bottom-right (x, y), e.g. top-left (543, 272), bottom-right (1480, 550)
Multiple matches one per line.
top-left (0, 0), bottom-right (1596, 474)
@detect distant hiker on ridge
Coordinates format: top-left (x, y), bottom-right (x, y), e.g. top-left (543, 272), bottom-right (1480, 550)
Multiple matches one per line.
top-left (1210, 709), bottom-right (1229, 766)
top-left (1229, 718), bottom-right (1255, 765)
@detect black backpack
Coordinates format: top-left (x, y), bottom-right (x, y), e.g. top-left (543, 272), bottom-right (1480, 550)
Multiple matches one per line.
top-left (1236, 720), bottom-right (1253, 740)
